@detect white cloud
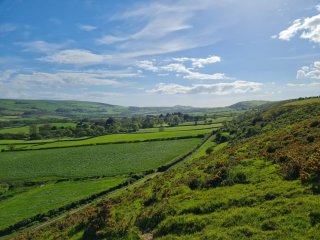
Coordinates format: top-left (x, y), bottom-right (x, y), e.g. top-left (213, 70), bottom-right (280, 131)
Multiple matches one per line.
top-left (96, 35), bottom-right (129, 45)
top-left (172, 55), bottom-right (221, 68)
top-left (287, 82), bottom-right (320, 87)
top-left (136, 60), bottom-right (159, 72)
top-left (18, 40), bottom-right (67, 53)
top-left (161, 63), bottom-right (226, 80)
top-left (148, 81), bottom-right (263, 95)
top-left (78, 24), bottom-right (97, 31)
top-left (0, 23), bottom-right (17, 33)
top-left (0, 69), bottom-right (139, 88)
top-left (297, 61), bottom-right (320, 80)
top-left (39, 49), bottom-right (111, 65)
top-left (277, 6), bottom-right (320, 43)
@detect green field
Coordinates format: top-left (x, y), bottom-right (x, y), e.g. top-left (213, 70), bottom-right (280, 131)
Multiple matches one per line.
top-left (138, 123), bottom-right (222, 133)
top-left (0, 138), bottom-right (201, 181)
top-left (7, 129), bottom-right (210, 150)
top-left (0, 123), bottom-right (77, 135)
top-left (0, 177), bottom-right (126, 230)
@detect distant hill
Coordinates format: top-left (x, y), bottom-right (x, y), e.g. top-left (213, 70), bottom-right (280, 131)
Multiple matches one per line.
top-left (229, 100), bottom-right (270, 110)
top-left (0, 99), bottom-right (242, 119)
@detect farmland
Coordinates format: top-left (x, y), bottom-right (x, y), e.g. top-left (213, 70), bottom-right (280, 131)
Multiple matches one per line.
top-left (10, 97), bottom-right (319, 240)
top-left (0, 177), bottom-right (126, 230)
top-left (138, 123), bottom-right (222, 133)
top-left (0, 98), bottom-right (270, 237)
top-left (3, 128), bottom-right (210, 151)
top-left (0, 123), bottom-right (77, 135)
top-left (0, 138), bottom-right (202, 181)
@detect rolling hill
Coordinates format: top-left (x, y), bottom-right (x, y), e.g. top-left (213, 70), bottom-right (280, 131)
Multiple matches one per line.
top-left (11, 97), bottom-right (320, 240)
top-left (0, 99), bottom-right (268, 120)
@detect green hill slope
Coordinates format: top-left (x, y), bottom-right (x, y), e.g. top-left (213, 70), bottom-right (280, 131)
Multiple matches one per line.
top-left (229, 100), bottom-right (270, 110)
top-left (0, 99), bottom-right (260, 120)
top-left (11, 97), bottom-right (320, 240)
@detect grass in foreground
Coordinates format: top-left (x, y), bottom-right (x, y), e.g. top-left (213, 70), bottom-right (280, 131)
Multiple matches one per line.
top-left (0, 138), bottom-right (201, 181)
top-left (0, 177), bottom-right (126, 231)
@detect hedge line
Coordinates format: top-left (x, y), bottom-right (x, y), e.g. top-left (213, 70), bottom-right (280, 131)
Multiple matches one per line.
top-left (2, 135), bottom-right (205, 152)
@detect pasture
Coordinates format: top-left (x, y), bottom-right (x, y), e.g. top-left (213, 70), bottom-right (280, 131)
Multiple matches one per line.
top-left (0, 138), bottom-right (201, 181)
top-left (0, 177), bottom-right (125, 230)
top-left (137, 123), bottom-right (222, 133)
top-left (8, 129), bottom-right (210, 150)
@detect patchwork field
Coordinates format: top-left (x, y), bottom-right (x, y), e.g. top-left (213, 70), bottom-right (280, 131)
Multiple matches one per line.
top-left (0, 138), bottom-right (202, 181)
top-left (3, 129), bottom-right (209, 151)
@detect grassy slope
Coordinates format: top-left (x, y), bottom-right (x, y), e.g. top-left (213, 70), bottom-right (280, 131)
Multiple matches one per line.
top-left (0, 138), bottom-right (201, 181)
top-left (13, 97), bottom-right (320, 240)
top-left (0, 178), bottom-right (126, 230)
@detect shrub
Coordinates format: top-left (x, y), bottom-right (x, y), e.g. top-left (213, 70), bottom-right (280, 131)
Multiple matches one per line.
top-left (310, 121), bottom-right (319, 128)
top-left (307, 135), bottom-right (315, 143)
top-left (280, 159), bottom-right (301, 180)
top-left (227, 169), bottom-right (247, 185)
top-left (155, 215), bottom-right (206, 237)
top-left (309, 212), bottom-right (320, 226)
top-left (261, 220), bottom-right (278, 231)
top-left (136, 206), bottom-right (175, 231)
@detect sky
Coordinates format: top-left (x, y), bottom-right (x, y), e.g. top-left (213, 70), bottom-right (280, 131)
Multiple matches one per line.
top-left (0, 0), bottom-right (319, 107)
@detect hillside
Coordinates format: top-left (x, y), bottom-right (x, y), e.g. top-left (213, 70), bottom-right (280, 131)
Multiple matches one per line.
top-left (0, 99), bottom-right (264, 120)
top-left (229, 100), bottom-right (270, 110)
top-left (12, 97), bottom-right (320, 240)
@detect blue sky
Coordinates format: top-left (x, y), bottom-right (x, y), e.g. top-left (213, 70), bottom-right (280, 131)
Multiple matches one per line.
top-left (0, 0), bottom-right (319, 107)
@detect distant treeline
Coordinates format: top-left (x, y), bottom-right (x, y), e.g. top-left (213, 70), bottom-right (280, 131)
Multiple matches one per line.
top-left (0, 113), bottom-right (211, 140)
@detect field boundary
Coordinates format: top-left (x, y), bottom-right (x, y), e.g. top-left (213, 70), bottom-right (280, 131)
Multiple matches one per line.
top-left (0, 132), bottom-right (213, 237)
top-left (2, 135), bottom-right (205, 152)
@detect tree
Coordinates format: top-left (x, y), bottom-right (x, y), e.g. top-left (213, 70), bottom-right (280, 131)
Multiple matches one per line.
top-left (29, 125), bottom-right (41, 140)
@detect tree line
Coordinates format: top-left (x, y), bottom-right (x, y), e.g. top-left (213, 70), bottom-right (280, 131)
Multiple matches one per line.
top-left (0, 113), bottom-right (210, 140)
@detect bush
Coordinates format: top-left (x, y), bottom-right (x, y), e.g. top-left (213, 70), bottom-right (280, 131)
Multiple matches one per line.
top-left (227, 169), bottom-right (247, 185)
top-left (307, 135), bottom-right (315, 143)
top-left (310, 121), bottom-right (319, 128)
top-left (155, 215), bottom-right (206, 237)
top-left (261, 220), bottom-right (278, 231)
top-left (136, 206), bottom-right (174, 231)
top-left (309, 212), bottom-right (320, 226)
top-left (280, 159), bottom-right (301, 180)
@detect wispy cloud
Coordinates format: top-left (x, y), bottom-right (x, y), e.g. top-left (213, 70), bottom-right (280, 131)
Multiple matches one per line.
top-left (39, 49), bottom-right (111, 65)
top-left (277, 5), bottom-right (320, 43)
top-left (78, 24), bottom-right (97, 31)
top-left (96, 0), bottom-right (217, 58)
top-left (297, 61), bottom-right (320, 80)
top-left (0, 23), bottom-right (18, 33)
top-left (0, 68), bottom-right (138, 89)
top-left (148, 81), bottom-right (263, 95)
top-left (17, 40), bottom-right (67, 53)
top-left (287, 82), bottom-right (320, 87)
